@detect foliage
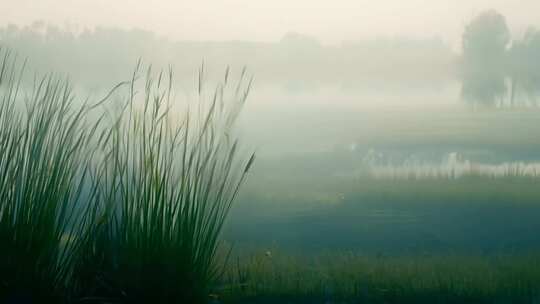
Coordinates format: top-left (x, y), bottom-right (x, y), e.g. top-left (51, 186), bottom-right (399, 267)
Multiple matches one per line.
top-left (76, 63), bottom-right (255, 304)
top-left (0, 46), bottom-right (255, 304)
top-left (461, 10), bottom-right (510, 107)
top-left (509, 28), bottom-right (540, 105)
top-left (0, 47), bottom-right (100, 303)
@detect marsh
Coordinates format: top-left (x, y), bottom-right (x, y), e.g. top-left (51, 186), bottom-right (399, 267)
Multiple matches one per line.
top-left (2, 1), bottom-right (540, 303)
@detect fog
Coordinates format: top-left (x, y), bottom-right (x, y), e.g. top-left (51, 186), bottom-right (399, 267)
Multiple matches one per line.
top-left (2, 3), bottom-right (540, 174)
top-left (3, 3), bottom-right (540, 301)
top-left (3, 0), bottom-right (540, 46)
top-left (2, 3), bottom-right (540, 169)
top-left (0, 23), bottom-right (459, 104)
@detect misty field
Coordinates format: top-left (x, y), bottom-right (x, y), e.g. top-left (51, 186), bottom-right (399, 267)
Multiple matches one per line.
top-left (3, 14), bottom-right (540, 302)
top-left (216, 107), bottom-right (540, 303)
top-left (218, 166), bottom-right (540, 303)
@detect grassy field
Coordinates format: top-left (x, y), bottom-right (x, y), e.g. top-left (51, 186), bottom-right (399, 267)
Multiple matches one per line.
top-left (221, 161), bottom-right (540, 302)
top-left (3, 45), bottom-right (540, 303)
top-left (219, 251), bottom-right (540, 304)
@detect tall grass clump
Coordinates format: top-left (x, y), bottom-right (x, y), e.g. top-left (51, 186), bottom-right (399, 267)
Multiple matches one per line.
top-left (0, 48), bottom-right (100, 303)
top-left (80, 63), bottom-right (255, 303)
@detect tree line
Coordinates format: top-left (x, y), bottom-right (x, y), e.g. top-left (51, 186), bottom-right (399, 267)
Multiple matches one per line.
top-left (462, 10), bottom-right (540, 107)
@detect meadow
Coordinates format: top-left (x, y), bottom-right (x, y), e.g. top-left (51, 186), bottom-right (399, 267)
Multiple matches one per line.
top-left (2, 45), bottom-right (540, 304)
top-left (219, 107), bottom-right (540, 303)
top-left (221, 251), bottom-right (540, 303)
top-left (220, 170), bottom-right (540, 303)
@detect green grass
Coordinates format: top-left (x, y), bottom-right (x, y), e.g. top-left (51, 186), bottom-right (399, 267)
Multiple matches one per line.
top-left (74, 63), bottom-right (255, 303)
top-left (0, 48), bottom-right (100, 302)
top-left (0, 48), bottom-right (255, 304)
top-left (220, 250), bottom-right (540, 303)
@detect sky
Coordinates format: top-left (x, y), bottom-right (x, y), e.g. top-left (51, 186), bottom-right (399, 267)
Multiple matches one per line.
top-left (2, 0), bottom-right (540, 46)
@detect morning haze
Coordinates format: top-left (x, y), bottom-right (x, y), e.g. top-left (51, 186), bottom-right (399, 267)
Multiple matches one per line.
top-left (2, 1), bottom-right (540, 303)
top-left (2, 0), bottom-right (540, 45)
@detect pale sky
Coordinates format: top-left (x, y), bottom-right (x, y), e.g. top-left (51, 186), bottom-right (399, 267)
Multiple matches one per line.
top-left (2, 0), bottom-right (540, 45)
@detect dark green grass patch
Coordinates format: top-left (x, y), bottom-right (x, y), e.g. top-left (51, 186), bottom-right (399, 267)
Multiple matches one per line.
top-left (221, 251), bottom-right (540, 304)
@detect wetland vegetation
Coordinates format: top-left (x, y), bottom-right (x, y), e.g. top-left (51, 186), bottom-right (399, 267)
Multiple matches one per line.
top-left (2, 4), bottom-right (540, 304)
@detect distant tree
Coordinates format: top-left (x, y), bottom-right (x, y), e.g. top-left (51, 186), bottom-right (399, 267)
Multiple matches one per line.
top-left (461, 10), bottom-right (510, 107)
top-left (508, 28), bottom-right (540, 106)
